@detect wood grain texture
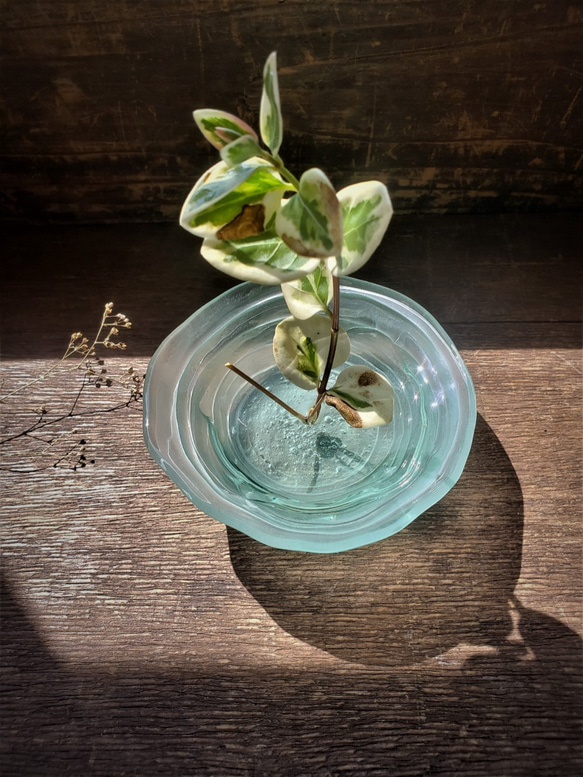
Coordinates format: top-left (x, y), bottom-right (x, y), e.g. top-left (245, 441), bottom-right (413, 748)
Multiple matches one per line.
top-left (1, 0), bottom-right (582, 222)
top-left (1, 214), bottom-right (581, 775)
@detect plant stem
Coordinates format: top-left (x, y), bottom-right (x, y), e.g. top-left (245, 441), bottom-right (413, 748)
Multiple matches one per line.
top-left (269, 153), bottom-right (300, 190)
top-left (226, 270), bottom-right (341, 427)
top-left (307, 273), bottom-right (341, 423)
top-left (319, 273), bottom-right (341, 392)
top-left (225, 363), bottom-right (308, 423)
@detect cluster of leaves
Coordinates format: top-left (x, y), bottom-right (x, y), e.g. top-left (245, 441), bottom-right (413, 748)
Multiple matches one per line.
top-left (180, 52), bottom-right (394, 428)
top-left (0, 303), bottom-right (143, 473)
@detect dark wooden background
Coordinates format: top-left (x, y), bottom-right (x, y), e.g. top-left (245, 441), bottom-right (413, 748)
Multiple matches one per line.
top-left (1, 0), bottom-right (582, 222)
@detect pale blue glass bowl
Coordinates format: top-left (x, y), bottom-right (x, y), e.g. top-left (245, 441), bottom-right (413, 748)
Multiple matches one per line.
top-left (143, 278), bottom-right (476, 553)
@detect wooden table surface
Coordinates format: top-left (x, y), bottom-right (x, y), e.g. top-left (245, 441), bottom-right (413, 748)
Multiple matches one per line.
top-left (1, 213), bottom-right (581, 776)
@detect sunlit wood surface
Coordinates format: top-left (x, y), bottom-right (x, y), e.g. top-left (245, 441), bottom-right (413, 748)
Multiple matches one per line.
top-left (1, 214), bottom-right (581, 776)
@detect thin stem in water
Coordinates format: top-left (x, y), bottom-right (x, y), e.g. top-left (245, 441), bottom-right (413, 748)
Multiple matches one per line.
top-left (225, 363), bottom-right (308, 424)
top-left (226, 268), bottom-right (341, 427)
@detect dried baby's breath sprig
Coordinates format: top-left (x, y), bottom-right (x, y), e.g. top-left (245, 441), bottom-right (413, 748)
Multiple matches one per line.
top-left (0, 302), bottom-right (134, 404)
top-left (0, 303), bottom-right (143, 474)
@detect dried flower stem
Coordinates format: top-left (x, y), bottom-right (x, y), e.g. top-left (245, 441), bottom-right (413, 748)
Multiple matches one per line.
top-left (0, 302), bottom-right (131, 404)
top-left (0, 302), bottom-right (142, 474)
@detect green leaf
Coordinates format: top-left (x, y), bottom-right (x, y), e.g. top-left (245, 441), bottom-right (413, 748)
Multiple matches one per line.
top-left (328, 181), bottom-right (393, 276)
top-left (193, 109), bottom-right (258, 150)
top-left (275, 168), bottom-right (343, 258)
top-left (325, 366), bottom-right (393, 428)
top-left (200, 228), bottom-right (321, 285)
top-left (273, 315), bottom-right (351, 389)
top-left (281, 264), bottom-right (333, 320)
top-left (180, 160), bottom-right (292, 239)
top-left (260, 51), bottom-right (283, 155)
top-left (180, 161), bottom-right (256, 225)
top-left (220, 135), bottom-right (265, 167)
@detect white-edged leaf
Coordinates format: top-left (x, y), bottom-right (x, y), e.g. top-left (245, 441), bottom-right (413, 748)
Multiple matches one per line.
top-left (328, 181), bottom-right (393, 277)
top-left (180, 159), bottom-right (291, 239)
top-left (325, 366), bottom-right (393, 428)
top-left (275, 168), bottom-right (343, 258)
top-left (273, 314), bottom-right (350, 389)
top-left (260, 51), bottom-right (283, 155)
top-left (200, 230), bottom-right (320, 285)
top-left (180, 161), bottom-right (256, 228)
top-left (193, 109), bottom-right (258, 150)
top-left (220, 135), bottom-right (265, 167)
top-left (281, 264), bottom-right (333, 320)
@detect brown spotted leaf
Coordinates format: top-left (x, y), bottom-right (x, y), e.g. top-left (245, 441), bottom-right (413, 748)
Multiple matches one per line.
top-left (326, 365), bottom-right (393, 428)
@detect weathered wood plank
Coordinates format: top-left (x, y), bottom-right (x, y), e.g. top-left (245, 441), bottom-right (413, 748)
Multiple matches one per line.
top-left (1, 214), bottom-right (581, 774)
top-left (1, 0), bottom-right (581, 221)
top-left (1, 351), bottom-right (581, 774)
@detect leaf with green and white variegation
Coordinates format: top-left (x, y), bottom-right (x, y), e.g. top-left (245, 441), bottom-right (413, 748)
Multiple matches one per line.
top-left (193, 109), bottom-right (258, 150)
top-left (180, 159), bottom-right (292, 239)
top-left (180, 160), bottom-right (256, 231)
top-left (260, 51), bottom-right (283, 156)
top-left (281, 264), bottom-right (333, 320)
top-left (327, 181), bottom-right (393, 277)
top-left (272, 314), bottom-right (350, 390)
top-left (275, 168), bottom-right (343, 259)
top-left (220, 135), bottom-right (266, 167)
top-left (200, 228), bottom-right (321, 285)
top-left (325, 365), bottom-right (393, 428)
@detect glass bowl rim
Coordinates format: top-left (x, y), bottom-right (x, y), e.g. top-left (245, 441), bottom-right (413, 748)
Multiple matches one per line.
top-left (143, 278), bottom-right (477, 553)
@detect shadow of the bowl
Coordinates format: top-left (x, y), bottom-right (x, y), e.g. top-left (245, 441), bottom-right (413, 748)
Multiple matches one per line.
top-left (228, 414), bottom-right (524, 666)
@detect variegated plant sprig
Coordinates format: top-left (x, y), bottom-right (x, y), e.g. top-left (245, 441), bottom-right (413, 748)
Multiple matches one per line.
top-left (180, 52), bottom-right (394, 428)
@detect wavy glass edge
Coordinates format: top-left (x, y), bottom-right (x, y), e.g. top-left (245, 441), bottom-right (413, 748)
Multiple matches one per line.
top-left (143, 278), bottom-right (477, 553)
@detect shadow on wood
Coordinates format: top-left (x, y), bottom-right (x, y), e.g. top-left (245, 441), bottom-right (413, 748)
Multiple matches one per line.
top-left (2, 516), bottom-right (582, 775)
top-left (228, 415), bottom-right (525, 666)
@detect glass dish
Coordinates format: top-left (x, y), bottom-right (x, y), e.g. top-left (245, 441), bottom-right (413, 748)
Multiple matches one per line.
top-left (143, 278), bottom-right (476, 552)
